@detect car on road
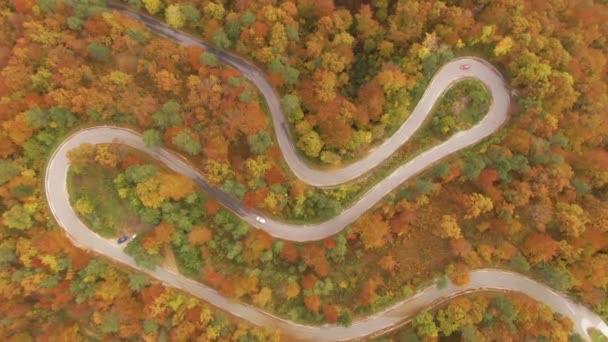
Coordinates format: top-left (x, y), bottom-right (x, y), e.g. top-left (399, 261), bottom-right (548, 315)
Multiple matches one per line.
top-left (255, 216), bottom-right (266, 224)
top-left (460, 64), bottom-right (470, 70)
top-left (117, 235), bottom-right (129, 244)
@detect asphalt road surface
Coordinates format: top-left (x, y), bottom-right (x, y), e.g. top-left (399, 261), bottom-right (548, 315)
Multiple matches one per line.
top-left (107, 2), bottom-right (509, 188)
top-left (41, 3), bottom-right (608, 341)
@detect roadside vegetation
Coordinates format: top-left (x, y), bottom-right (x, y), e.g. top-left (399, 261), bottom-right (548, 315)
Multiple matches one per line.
top-left (427, 80), bottom-right (491, 139)
top-left (62, 141), bottom-right (599, 330)
top-left (67, 144), bottom-right (152, 238)
top-left (373, 292), bottom-right (578, 341)
top-left (590, 330), bottom-right (608, 342)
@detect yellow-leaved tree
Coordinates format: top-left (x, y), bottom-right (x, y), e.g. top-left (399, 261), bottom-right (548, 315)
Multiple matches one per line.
top-left (437, 215), bottom-right (462, 240)
top-left (143, 0), bottom-right (163, 15)
top-left (464, 193), bottom-right (494, 219)
top-left (166, 4), bottom-right (185, 28)
top-left (135, 177), bottom-right (165, 208)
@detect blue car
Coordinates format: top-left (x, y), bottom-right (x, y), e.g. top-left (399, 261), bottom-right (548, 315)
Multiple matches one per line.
top-left (117, 235), bottom-right (128, 244)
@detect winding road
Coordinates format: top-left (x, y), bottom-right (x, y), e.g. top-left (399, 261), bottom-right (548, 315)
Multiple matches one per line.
top-left (42, 3), bottom-right (608, 341)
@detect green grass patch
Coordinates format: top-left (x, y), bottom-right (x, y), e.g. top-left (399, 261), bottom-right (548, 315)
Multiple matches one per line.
top-left (590, 329), bottom-right (608, 342)
top-left (428, 79), bottom-right (491, 135)
top-left (67, 165), bottom-right (138, 238)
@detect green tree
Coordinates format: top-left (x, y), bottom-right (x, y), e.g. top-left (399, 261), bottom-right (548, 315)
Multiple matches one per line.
top-left (436, 276), bottom-right (448, 289)
top-left (221, 180), bottom-right (246, 200)
top-left (70, 259), bottom-right (107, 303)
top-left (492, 296), bottom-right (516, 321)
top-left (571, 178), bottom-right (591, 195)
top-left (212, 29), bottom-right (232, 49)
top-left (14, 185), bottom-right (37, 200)
top-left (462, 155), bottom-right (486, 180)
top-left (124, 164), bottom-right (158, 183)
top-left (537, 264), bottom-right (574, 291)
top-left (87, 43), bottom-right (111, 62)
top-left (63, 0), bottom-right (106, 18)
top-left (172, 130), bottom-right (202, 156)
top-left (180, 5), bottom-right (200, 22)
top-left (143, 129), bottom-right (163, 147)
top-left (247, 131), bottom-right (272, 154)
top-left (284, 66), bottom-right (300, 86)
top-left (23, 139), bottom-right (48, 167)
top-left (138, 207), bottom-right (161, 226)
top-left (510, 253), bottom-right (531, 273)
top-left (328, 234), bottom-right (347, 263)
top-left (200, 52), bottom-right (218, 67)
top-left (595, 301), bottom-right (608, 322)
top-left (225, 19), bottom-right (242, 41)
top-left (173, 243), bottom-right (204, 276)
top-left (127, 272), bottom-right (150, 292)
top-left (3, 205), bottom-right (33, 230)
top-left (281, 94), bottom-right (303, 122)
top-left (124, 237), bottom-right (163, 269)
top-left (37, 0), bottom-right (57, 13)
top-left (510, 51), bottom-right (555, 99)
top-left (152, 100), bottom-right (182, 129)
top-left (67, 16), bottom-right (84, 30)
top-left (49, 106), bottom-right (77, 127)
top-left (0, 160), bottom-right (19, 185)
top-left (414, 179), bottom-right (435, 196)
top-left (0, 246), bottom-right (17, 267)
top-left (143, 320), bottom-right (159, 334)
top-left (240, 11), bottom-right (256, 27)
top-left (338, 312), bottom-right (352, 327)
top-left (238, 90), bottom-right (253, 102)
top-left (437, 304), bottom-right (469, 336)
top-left (428, 164), bottom-right (450, 179)
top-left (24, 108), bottom-right (48, 128)
top-left (286, 26), bottom-right (299, 42)
top-left (305, 192), bottom-right (340, 218)
top-left (100, 312), bottom-right (119, 334)
top-left (31, 68), bottom-right (53, 93)
top-left (126, 28), bottom-right (148, 44)
top-left (228, 76), bottom-right (243, 87)
top-left (491, 296), bottom-right (516, 331)
top-left (412, 311), bottom-right (438, 338)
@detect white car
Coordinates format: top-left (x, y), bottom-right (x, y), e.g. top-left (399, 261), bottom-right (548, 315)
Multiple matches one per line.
top-left (255, 216), bottom-right (266, 224)
top-left (460, 64), bottom-right (470, 70)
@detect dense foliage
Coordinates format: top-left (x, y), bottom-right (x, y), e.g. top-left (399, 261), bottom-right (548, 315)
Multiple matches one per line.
top-left (377, 293), bottom-right (578, 341)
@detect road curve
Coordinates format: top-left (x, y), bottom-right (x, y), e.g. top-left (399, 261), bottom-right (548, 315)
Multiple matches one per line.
top-left (42, 3), bottom-right (608, 341)
top-left (46, 58), bottom-right (507, 243)
top-left (108, 1), bottom-right (508, 188)
top-left (45, 127), bottom-right (608, 341)
top-left (43, 141), bottom-right (608, 340)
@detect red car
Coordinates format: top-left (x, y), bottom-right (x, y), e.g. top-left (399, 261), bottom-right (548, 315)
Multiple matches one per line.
top-left (460, 64), bottom-right (470, 70)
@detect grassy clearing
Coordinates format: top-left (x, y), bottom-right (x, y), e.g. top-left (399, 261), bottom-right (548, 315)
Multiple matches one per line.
top-left (67, 165), bottom-right (140, 238)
